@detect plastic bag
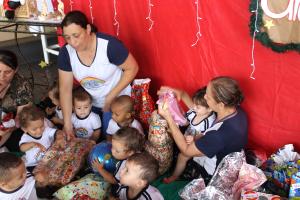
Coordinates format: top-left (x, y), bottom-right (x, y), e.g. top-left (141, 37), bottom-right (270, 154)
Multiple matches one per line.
top-left (156, 90), bottom-right (187, 126)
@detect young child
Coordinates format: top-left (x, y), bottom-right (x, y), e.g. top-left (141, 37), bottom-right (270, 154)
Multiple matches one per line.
top-left (72, 87), bottom-right (101, 142)
top-left (163, 87), bottom-right (216, 183)
top-left (47, 81), bottom-right (64, 127)
top-left (117, 152), bottom-right (164, 200)
top-left (92, 127), bottom-right (145, 198)
top-left (0, 152), bottom-right (38, 200)
top-left (106, 95), bottom-right (143, 142)
top-left (19, 105), bottom-right (64, 170)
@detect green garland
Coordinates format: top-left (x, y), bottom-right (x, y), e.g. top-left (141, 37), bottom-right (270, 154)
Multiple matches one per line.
top-left (249, 0), bottom-right (300, 53)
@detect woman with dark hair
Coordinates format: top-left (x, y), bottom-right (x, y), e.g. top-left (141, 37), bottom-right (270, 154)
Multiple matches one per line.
top-left (58, 11), bottom-right (139, 139)
top-left (158, 76), bottom-right (248, 184)
top-left (0, 50), bottom-right (33, 152)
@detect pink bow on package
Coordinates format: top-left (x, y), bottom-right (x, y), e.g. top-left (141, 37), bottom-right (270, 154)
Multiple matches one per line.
top-left (157, 90), bottom-right (187, 126)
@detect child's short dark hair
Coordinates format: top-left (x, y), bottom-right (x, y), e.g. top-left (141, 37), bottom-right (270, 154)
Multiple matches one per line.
top-left (49, 81), bottom-right (59, 100)
top-left (19, 105), bottom-right (45, 128)
top-left (0, 152), bottom-right (23, 183)
top-left (127, 152), bottom-right (159, 183)
top-left (192, 86), bottom-right (209, 108)
top-left (111, 95), bottom-right (134, 113)
top-left (112, 127), bottom-right (144, 152)
top-left (73, 86), bottom-right (92, 103)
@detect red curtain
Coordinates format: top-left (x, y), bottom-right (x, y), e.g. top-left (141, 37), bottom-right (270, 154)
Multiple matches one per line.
top-left (63, 0), bottom-right (300, 155)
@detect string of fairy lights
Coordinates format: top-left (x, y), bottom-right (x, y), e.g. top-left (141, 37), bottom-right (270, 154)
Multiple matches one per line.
top-left (69, 0), bottom-right (74, 11)
top-left (250, 0), bottom-right (259, 80)
top-left (191, 0), bottom-right (202, 47)
top-left (89, 0), bottom-right (95, 24)
top-left (67, 0), bottom-right (258, 80)
top-left (113, 0), bottom-right (120, 36)
top-left (146, 0), bottom-right (154, 31)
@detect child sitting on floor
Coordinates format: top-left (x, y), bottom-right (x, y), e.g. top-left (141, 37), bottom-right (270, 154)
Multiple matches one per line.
top-left (0, 152), bottom-right (38, 200)
top-left (47, 81), bottom-right (64, 128)
top-left (92, 127), bottom-right (145, 198)
top-left (163, 87), bottom-right (216, 183)
top-left (106, 95), bottom-right (144, 142)
top-left (117, 152), bottom-right (164, 200)
top-left (72, 87), bottom-right (101, 142)
top-left (19, 105), bottom-right (65, 171)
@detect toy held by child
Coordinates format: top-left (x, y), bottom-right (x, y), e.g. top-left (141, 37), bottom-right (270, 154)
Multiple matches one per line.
top-left (72, 87), bottom-right (101, 142)
top-left (92, 127), bottom-right (145, 198)
top-left (0, 152), bottom-right (38, 200)
top-left (163, 87), bottom-right (216, 184)
top-left (117, 152), bottom-right (164, 200)
top-left (18, 105), bottom-right (65, 168)
top-left (106, 95), bottom-right (144, 142)
top-left (157, 90), bottom-right (187, 126)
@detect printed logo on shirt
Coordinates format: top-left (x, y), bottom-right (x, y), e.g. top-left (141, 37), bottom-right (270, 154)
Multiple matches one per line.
top-left (80, 77), bottom-right (105, 90)
top-left (75, 127), bottom-right (89, 138)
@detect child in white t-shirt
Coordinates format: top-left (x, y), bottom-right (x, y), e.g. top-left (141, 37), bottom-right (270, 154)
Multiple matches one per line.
top-left (117, 152), bottom-right (164, 200)
top-left (107, 95), bottom-right (143, 142)
top-left (72, 87), bottom-right (101, 142)
top-left (0, 152), bottom-right (38, 200)
top-left (163, 87), bottom-right (216, 184)
top-left (19, 105), bottom-right (65, 168)
top-left (92, 127), bottom-right (145, 199)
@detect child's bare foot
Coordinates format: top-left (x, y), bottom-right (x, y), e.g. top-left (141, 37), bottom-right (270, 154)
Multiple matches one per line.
top-left (163, 175), bottom-right (178, 184)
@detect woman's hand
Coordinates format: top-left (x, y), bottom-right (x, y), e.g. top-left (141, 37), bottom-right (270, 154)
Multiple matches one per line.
top-left (103, 93), bottom-right (115, 112)
top-left (0, 127), bottom-right (14, 136)
top-left (63, 125), bottom-right (75, 141)
top-left (185, 135), bottom-right (194, 145)
top-left (157, 86), bottom-right (184, 101)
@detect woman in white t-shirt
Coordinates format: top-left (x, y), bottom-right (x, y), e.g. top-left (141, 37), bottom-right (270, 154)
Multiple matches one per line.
top-left (58, 11), bottom-right (139, 139)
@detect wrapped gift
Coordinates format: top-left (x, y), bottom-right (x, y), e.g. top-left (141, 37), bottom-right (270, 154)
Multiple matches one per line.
top-left (131, 78), bottom-right (155, 130)
top-left (54, 174), bottom-right (109, 200)
top-left (232, 162), bottom-right (267, 199)
top-left (33, 138), bottom-right (94, 186)
top-left (145, 111), bottom-right (173, 174)
top-left (289, 172), bottom-right (300, 199)
top-left (241, 190), bottom-right (281, 200)
top-left (261, 144), bottom-right (300, 197)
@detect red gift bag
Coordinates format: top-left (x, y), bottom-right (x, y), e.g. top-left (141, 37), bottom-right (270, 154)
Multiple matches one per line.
top-left (131, 78), bottom-right (155, 130)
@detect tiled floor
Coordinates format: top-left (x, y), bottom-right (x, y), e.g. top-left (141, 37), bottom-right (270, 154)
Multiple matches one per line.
top-left (0, 36), bottom-right (59, 103)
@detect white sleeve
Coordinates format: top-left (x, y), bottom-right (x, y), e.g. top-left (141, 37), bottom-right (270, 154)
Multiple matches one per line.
top-left (44, 118), bottom-right (54, 128)
top-left (71, 113), bottom-right (76, 124)
top-left (92, 113), bottom-right (101, 130)
top-left (149, 186), bottom-right (164, 200)
top-left (28, 187), bottom-right (38, 200)
top-left (49, 127), bottom-right (57, 138)
top-left (19, 134), bottom-right (31, 146)
top-left (132, 120), bottom-right (144, 135)
top-left (106, 119), bottom-right (117, 135)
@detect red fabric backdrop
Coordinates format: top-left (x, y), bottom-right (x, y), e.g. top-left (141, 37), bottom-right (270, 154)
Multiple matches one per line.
top-left (62, 0), bottom-right (300, 155)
